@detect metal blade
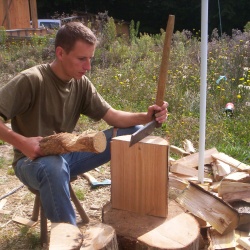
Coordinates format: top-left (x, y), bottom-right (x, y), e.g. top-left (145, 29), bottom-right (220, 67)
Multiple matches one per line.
top-left (129, 120), bottom-right (158, 147)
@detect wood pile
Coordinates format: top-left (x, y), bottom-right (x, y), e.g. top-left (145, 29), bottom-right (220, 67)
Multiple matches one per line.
top-left (169, 140), bottom-right (250, 250)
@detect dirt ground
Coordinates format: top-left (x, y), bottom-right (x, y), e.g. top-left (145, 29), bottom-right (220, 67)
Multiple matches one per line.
top-left (0, 140), bottom-right (112, 250)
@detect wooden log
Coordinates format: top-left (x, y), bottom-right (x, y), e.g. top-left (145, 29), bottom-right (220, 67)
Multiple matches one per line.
top-left (81, 223), bottom-right (118, 249)
top-left (40, 131), bottom-right (106, 155)
top-left (49, 223), bottom-right (83, 250)
top-left (102, 201), bottom-right (200, 250)
top-left (176, 182), bottom-right (239, 235)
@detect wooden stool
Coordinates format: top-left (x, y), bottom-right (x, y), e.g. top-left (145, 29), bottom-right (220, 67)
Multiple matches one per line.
top-left (28, 176), bottom-right (89, 246)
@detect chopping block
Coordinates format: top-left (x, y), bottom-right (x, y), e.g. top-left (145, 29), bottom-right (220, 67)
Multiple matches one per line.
top-left (111, 135), bottom-right (169, 217)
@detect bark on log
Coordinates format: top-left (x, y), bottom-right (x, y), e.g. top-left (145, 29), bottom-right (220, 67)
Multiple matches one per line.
top-left (39, 131), bottom-right (106, 155)
top-left (102, 200), bottom-right (200, 250)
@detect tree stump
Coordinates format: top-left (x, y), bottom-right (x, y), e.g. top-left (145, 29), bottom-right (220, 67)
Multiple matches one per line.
top-left (102, 200), bottom-right (200, 250)
top-left (49, 223), bottom-right (83, 250)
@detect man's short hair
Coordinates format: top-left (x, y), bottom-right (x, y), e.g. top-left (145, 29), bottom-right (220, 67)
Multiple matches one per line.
top-left (55, 22), bottom-right (97, 53)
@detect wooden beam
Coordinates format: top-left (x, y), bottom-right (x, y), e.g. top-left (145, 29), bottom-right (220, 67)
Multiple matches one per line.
top-left (29, 0), bottom-right (38, 28)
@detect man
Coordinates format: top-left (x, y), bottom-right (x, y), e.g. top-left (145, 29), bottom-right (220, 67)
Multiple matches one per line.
top-left (0, 22), bottom-right (168, 225)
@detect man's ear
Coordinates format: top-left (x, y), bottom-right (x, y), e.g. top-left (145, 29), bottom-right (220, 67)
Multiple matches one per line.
top-left (55, 46), bottom-right (64, 60)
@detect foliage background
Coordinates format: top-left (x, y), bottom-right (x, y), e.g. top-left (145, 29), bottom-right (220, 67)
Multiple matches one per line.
top-left (36, 0), bottom-right (250, 35)
top-left (0, 18), bottom-right (250, 165)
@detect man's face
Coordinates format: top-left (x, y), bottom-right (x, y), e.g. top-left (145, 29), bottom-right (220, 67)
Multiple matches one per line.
top-left (59, 40), bottom-right (95, 81)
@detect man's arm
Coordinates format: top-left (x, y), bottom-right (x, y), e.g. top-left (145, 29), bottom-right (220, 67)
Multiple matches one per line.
top-left (0, 120), bottom-right (43, 160)
top-left (103, 102), bottom-right (168, 128)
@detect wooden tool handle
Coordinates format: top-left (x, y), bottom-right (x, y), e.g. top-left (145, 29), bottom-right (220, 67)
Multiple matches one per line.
top-left (155, 15), bottom-right (175, 106)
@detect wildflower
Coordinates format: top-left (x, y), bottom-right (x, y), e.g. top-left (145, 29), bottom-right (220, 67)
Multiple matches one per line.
top-left (237, 94), bottom-right (241, 99)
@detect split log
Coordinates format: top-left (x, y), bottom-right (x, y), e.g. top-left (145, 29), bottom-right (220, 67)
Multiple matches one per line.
top-left (207, 228), bottom-right (236, 249)
top-left (223, 171), bottom-right (250, 183)
top-left (81, 223), bottom-right (118, 249)
top-left (171, 147), bottom-right (218, 169)
top-left (176, 182), bottom-right (239, 235)
top-left (229, 200), bottom-right (250, 232)
top-left (182, 139), bottom-right (196, 154)
top-left (235, 230), bottom-right (250, 250)
top-left (223, 191), bottom-right (250, 203)
top-left (218, 181), bottom-right (250, 196)
top-left (102, 200), bottom-right (200, 250)
top-left (212, 160), bottom-right (232, 181)
top-left (169, 173), bottom-right (189, 190)
top-left (170, 173), bottom-right (214, 184)
top-left (170, 145), bottom-right (190, 156)
top-left (39, 131), bottom-right (106, 155)
top-left (211, 153), bottom-right (250, 172)
top-left (170, 148), bottom-right (218, 177)
top-left (49, 223), bottom-right (83, 250)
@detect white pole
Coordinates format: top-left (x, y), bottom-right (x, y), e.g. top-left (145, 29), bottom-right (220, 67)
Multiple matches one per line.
top-left (198, 0), bottom-right (209, 183)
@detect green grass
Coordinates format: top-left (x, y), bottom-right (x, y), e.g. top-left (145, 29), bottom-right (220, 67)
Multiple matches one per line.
top-left (0, 20), bottom-right (249, 164)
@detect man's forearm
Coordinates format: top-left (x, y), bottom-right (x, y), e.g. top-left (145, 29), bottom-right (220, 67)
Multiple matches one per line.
top-left (103, 108), bottom-right (151, 128)
top-left (0, 120), bottom-right (26, 150)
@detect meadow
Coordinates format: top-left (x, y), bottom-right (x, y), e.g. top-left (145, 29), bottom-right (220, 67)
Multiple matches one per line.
top-left (0, 19), bottom-right (249, 164)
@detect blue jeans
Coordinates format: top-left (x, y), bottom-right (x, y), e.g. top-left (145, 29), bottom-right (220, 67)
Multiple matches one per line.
top-left (15, 126), bottom-right (141, 225)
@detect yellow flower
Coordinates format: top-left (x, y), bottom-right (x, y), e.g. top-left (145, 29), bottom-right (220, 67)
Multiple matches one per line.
top-left (237, 94), bottom-right (241, 99)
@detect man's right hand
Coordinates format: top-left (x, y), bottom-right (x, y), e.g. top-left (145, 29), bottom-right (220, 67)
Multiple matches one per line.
top-left (21, 136), bottom-right (44, 160)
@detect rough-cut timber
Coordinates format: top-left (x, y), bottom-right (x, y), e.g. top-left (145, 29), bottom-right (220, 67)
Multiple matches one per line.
top-left (111, 135), bottom-right (169, 217)
top-left (49, 223), bottom-right (83, 250)
top-left (176, 182), bottom-right (239, 235)
top-left (40, 131), bottom-right (106, 155)
top-left (81, 223), bottom-right (118, 249)
top-left (102, 201), bottom-right (200, 250)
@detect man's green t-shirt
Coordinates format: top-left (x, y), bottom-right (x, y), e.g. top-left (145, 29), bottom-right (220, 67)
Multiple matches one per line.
top-left (0, 64), bottom-right (111, 165)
